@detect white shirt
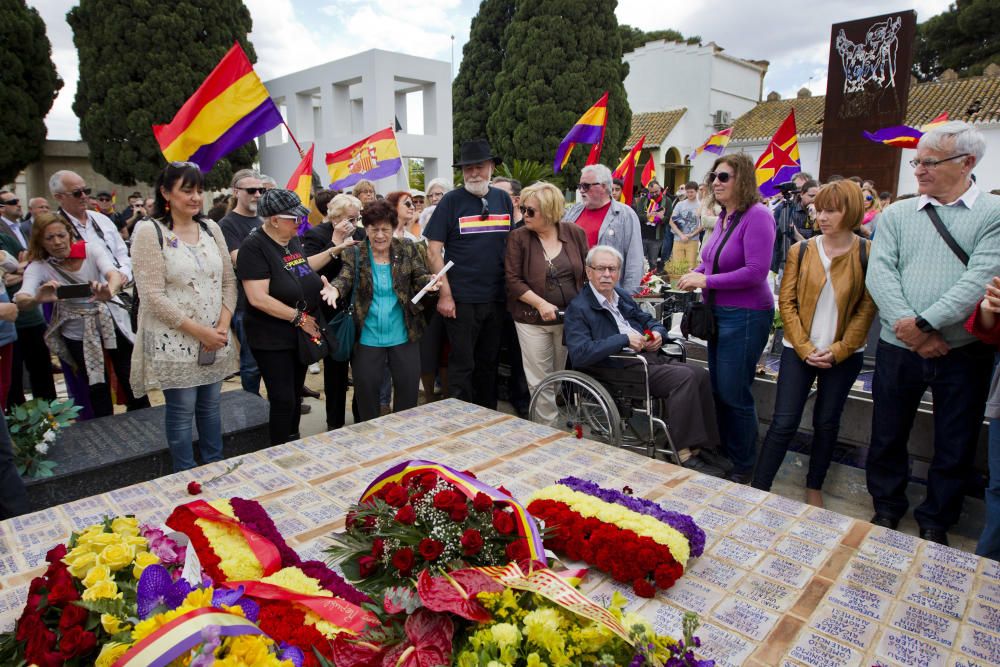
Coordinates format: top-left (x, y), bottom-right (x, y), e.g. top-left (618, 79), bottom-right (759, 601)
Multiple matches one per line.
top-left (62, 209), bottom-right (133, 282)
top-left (1, 216), bottom-right (26, 248)
top-left (589, 283), bottom-right (642, 337)
top-left (917, 181), bottom-right (980, 210)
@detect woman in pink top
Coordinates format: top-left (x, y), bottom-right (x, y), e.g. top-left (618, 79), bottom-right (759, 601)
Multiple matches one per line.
top-left (678, 154), bottom-right (776, 483)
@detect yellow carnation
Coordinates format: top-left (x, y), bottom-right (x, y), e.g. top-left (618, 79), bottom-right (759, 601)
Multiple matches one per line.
top-left (101, 613), bottom-right (130, 634)
top-left (304, 611), bottom-right (346, 638)
top-left (132, 551), bottom-right (160, 579)
top-left (522, 608), bottom-right (565, 654)
top-left (82, 578), bottom-right (121, 601)
top-left (261, 567), bottom-right (331, 596)
top-left (82, 564), bottom-right (112, 588)
top-left (491, 623), bottom-right (522, 651)
top-left (95, 642), bottom-right (130, 667)
top-left (65, 551), bottom-right (98, 578)
top-left (98, 542), bottom-right (136, 572)
top-left (111, 516), bottom-right (140, 537)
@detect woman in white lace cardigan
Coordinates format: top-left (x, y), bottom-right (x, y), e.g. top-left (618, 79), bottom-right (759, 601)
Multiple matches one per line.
top-left (130, 162), bottom-right (237, 471)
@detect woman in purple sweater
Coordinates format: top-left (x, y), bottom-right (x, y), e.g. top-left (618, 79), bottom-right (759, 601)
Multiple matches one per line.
top-left (678, 154), bottom-right (776, 483)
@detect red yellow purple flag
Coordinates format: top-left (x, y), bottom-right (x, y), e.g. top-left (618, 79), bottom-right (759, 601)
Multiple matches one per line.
top-left (754, 110), bottom-right (800, 197)
top-left (286, 145), bottom-right (314, 205)
top-left (325, 127), bottom-right (402, 191)
top-left (152, 42), bottom-right (283, 172)
top-left (640, 156), bottom-right (656, 188)
top-left (612, 136), bottom-right (645, 205)
top-left (553, 92), bottom-right (609, 173)
top-left (689, 128), bottom-right (732, 161)
top-left (863, 112), bottom-right (949, 149)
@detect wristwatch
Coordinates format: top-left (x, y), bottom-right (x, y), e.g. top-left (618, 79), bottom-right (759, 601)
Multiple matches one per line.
top-left (915, 316), bottom-right (935, 333)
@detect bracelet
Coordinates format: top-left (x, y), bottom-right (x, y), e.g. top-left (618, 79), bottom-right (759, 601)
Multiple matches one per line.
top-left (328, 247), bottom-right (338, 259)
top-left (290, 309), bottom-right (303, 327)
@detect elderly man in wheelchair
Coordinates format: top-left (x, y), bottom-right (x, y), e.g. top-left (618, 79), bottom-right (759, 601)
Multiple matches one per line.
top-left (558, 245), bottom-right (731, 477)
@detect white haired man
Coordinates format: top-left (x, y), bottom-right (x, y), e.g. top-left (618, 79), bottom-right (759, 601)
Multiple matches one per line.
top-left (866, 121), bottom-right (1000, 546)
top-left (563, 164), bottom-right (644, 294)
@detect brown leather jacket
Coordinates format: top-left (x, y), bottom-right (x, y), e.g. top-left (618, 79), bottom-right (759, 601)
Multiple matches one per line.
top-left (504, 222), bottom-right (588, 324)
top-left (780, 236), bottom-right (877, 364)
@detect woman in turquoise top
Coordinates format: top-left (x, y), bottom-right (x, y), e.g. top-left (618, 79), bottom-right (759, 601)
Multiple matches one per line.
top-left (321, 200), bottom-right (437, 421)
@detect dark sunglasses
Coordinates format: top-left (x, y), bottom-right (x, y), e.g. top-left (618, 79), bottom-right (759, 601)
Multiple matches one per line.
top-left (707, 172), bottom-right (732, 184)
top-left (578, 182), bottom-right (602, 192)
top-left (403, 200), bottom-right (414, 208)
top-left (237, 187), bottom-right (266, 195)
top-left (480, 197), bottom-right (490, 220)
top-left (518, 205), bottom-right (538, 218)
top-left (865, 195), bottom-right (874, 201)
top-left (62, 187), bottom-right (92, 198)
top-left (0, 198), bottom-right (18, 206)
top-left (97, 197), bottom-right (112, 202)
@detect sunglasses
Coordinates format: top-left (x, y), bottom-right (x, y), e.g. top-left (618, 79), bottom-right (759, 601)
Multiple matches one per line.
top-left (237, 187), bottom-right (266, 195)
top-left (518, 205), bottom-right (538, 218)
top-left (0, 198), bottom-right (18, 206)
top-left (865, 195), bottom-right (874, 201)
top-left (403, 200), bottom-right (414, 208)
top-left (707, 172), bottom-right (732, 183)
top-left (480, 197), bottom-right (490, 220)
top-left (97, 197), bottom-right (112, 202)
top-left (344, 215), bottom-right (362, 225)
top-left (578, 182), bottom-right (602, 192)
top-left (61, 187), bottom-right (92, 198)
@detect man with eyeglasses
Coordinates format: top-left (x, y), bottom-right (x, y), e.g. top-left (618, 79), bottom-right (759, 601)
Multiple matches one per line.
top-left (425, 139), bottom-right (514, 409)
top-left (563, 164), bottom-right (643, 295)
top-left (866, 120), bottom-right (1000, 547)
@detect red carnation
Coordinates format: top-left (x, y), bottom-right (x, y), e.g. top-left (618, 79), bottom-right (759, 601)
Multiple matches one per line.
top-left (58, 603), bottom-right (88, 630)
top-left (506, 539), bottom-right (530, 562)
top-left (382, 483), bottom-right (409, 508)
top-left (492, 509), bottom-right (515, 535)
top-left (358, 555), bottom-right (378, 578)
top-left (472, 492), bottom-right (493, 512)
top-left (394, 505), bottom-right (417, 525)
top-left (392, 547), bottom-right (415, 573)
top-left (460, 529), bottom-right (483, 556)
top-left (449, 503), bottom-right (469, 522)
top-left (419, 538), bottom-right (445, 562)
top-left (57, 626), bottom-right (96, 659)
top-left (372, 538), bottom-right (385, 559)
top-left (633, 578), bottom-right (656, 598)
top-left (187, 481), bottom-right (202, 495)
top-left (433, 489), bottom-right (461, 510)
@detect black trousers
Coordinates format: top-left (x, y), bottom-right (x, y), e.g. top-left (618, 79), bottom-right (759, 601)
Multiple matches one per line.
top-left (64, 330), bottom-right (149, 418)
top-left (323, 357), bottom-right (350, 430)
top-left (0, 414), bottom-right (28, 518)
top-left (353, 341), bottom-right (419, 422)
top-left (443, 302), bottom-right (504, 409)
top-left (6, 323), bottom-right (56, 408)
top-left (253, 347), bottom-right (307, 445)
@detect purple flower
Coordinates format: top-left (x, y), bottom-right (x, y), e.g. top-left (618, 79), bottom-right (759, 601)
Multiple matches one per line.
top-left (280, 643), bottom-right (305, 667)
top-left (189, 625), bottom-right (222, 667)
top-left (212, 585), bottom-right (260, 622)
top-left (556, 477), bottom-right (706, 557)
top-left (136, 564), bottom-right (194, 619)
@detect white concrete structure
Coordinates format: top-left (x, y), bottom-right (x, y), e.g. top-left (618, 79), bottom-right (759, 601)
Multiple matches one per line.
top-left (259, 49), bottom-right (453, 194)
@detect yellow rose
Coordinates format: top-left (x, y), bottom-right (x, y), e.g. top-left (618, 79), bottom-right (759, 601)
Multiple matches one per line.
top-left (64, 543), bottom-right (92, 563)
top-left (124, 535), bottom-right (149, 552)
top-left (95, 642), bottom-right (130, 667)
top-left (101, 613), bottom-right (131, 635)
top-left (132, 551), bottom-right (160, 579)
top-left (98, 542), bottom-right (136, 572)
top-left (111, 516), bottom-right (140, 538)
top-left (65, 551), bottom-right (98, 579)
top-left (81, 531), bottom-right (121, 553)
top-left (82, 578), bottom-right (121, 601)
top-left (82, 564), bottom-right (112, 588)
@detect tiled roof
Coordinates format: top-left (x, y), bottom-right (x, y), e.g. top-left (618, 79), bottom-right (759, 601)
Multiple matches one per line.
top-left (730, 75), bottom-right (1000, 143)
top-left (626, 108), bottom-right (686, 148)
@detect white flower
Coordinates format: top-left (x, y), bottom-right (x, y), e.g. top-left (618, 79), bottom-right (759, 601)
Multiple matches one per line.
top-left (35, 442), bottom-right (49, 455)
top-left (43, 429), bottom-right (56, 443)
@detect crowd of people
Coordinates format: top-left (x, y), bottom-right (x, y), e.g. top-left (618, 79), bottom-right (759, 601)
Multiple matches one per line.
top-left (0, 121), bottom-right (997, 563)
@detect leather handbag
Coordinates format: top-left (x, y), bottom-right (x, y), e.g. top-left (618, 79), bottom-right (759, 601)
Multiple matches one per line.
top-left (296, 307), bottom-right (338, 365)
top-left (680, 210), bottom-right (743, 341)
top-left (326, 246), bottom-right (359, 362)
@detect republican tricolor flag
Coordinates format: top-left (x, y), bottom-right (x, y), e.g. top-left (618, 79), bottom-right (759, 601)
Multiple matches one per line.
top-left (326, 127), bottom-right (402, 191)
top-left (863, 112), bottom-right (949, 150)
top-left (754, 110), bottom-right (800, 197)
top-left (153, 42), bottom-right (283, 172)
top-left (640, 156), bottom-right (656, 189)
top-left (553, 92), bottom-right (609, 173)
top-left (689, 128), bottom-right (732, 161)
top-left (286, 145), bottom-right (315, 205)
top-left (612, 136), bottom-right (645, 205)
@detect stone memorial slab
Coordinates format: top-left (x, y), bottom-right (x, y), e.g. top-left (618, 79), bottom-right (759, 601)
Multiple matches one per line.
top-left (761, 494), bottom-right (809, 517)
top-left (918, 561), bottom-right (975, 594)
top-left (661, 577), bottom-right (725, 614)
top-left (902, 579), bottom-right (969, 619)
top-left (673, 483), bottom-right (715, 504)
top-left (696, 622), bottom-right (757, 667)
top-left (687, 556), bottom-right (747, 589)
top-left (955, 625), bottom-right (1000, 665)
top-left (748, 507), bottom-right (796, 532)
top-left (787, 630), bottom-right (863, 667)
top-left (875, 628), bottom-right (950, 666)
top-left (804, 506), bottom-right (854, 532)
top-left (707, 494), bottom-right (754, 516)
top-left (756, 554), bottom-right (814, 589)
top-left (966, 599), bottom-right (1000, 634)
top-left (711, 597), bottom-right (780, 641)
top-left (826, 582), bottom-right (892, 621)
top-left (983, 559), bottom-right (999, 581)
top-left (734, 573), bottom-right (799, 613)
top-left (856, 538), bottom-right (915, 574)
top-left (788, 521), bottom-right (842, 550)
top-left (687, 474), bottom-right (733, 491)
top-left (636, 599), bottom-right (685, 638)
top-left (889, 602), bottom-right (960, 649)
top-left (713, 537), bottom-right (765, 567)
top-left (693, 507), bottom-right (739, 532)
top-left (867, 527), bottom-right (922, 553)
top-left (723, 484), bottom-right (769, 504)
top-left (807, 605), bottom-right (877, 649)
top-left (728, 522), bottom-right (780, 551)
top-left (921, 542), bottom-right (981, 574)
top-left (774, 536), bottom-right (829, 569)
top-left (974, 580), bottom-right (1000, 607)
top-left (842, 559), bottom-right (904, 596)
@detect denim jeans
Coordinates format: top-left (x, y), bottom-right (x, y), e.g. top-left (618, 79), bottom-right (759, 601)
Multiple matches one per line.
top-left (658, 234), bottom-right (675, 269)
top-left (977, 417), bottom-right (1000, 560)
top-left (753, 347), bottom-right (863, 491)
top-left (708, 306), bottom-right (773, 472)
top-left (867, 339), bottom-right (993, 530)
top-left (162, 382), bottom-right (223, 472)
top-left (231, 309), bottom-right (261, 395)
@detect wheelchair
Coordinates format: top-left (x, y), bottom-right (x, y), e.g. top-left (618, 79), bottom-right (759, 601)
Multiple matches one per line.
top-left (528, 292), bottom-right (701, 465)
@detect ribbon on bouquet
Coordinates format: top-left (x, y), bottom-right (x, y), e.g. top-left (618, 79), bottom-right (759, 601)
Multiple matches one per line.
top-left (359, 460), bottom-right (547, 562)
top-left (112, 607), bottom-right (263, 667)
top-left (223, 579), bottom-right (377, 633)
top-left (167, 500), bottom-right (282, 578)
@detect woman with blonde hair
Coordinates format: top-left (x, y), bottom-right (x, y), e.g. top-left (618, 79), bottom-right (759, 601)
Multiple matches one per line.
top-left (860, 184), bottom-right (882, 238)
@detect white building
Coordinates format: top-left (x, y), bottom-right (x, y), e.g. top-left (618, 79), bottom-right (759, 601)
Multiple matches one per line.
top-left (259, 49), bottom-right (453, 194)
top-left (622, 40), bottom-right (768, 191)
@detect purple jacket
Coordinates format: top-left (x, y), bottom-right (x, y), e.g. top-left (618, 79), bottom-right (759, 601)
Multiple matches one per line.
top-left (694, 202), bottom-right (775, 310)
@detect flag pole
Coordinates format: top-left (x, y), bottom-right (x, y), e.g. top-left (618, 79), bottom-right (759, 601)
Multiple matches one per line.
top-left (282, 120), bottom-right (303, 155)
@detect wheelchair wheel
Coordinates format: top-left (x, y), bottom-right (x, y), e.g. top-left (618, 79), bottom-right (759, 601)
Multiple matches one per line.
top-left (528, 370), bottom-right (622, 446)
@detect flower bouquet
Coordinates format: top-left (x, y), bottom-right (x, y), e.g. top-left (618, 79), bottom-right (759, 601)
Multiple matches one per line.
top-left (633, 270), bottom-right (670, 298)
top-left (8, 398), bottom-right (80, 478)
top-left (527, 477), bottom-right (705, 597)
top-left (325, 460), bottom-right (546, 599)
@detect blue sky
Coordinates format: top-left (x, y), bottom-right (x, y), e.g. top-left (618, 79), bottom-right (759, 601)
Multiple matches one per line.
top-left (32, 0), bottom-right (952, 140)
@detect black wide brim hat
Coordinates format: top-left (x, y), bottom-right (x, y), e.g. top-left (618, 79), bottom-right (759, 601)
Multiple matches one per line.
top-left (453, 138), bottom-right (503, 168)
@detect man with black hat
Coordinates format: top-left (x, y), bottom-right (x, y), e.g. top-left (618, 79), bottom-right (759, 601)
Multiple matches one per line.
top-left (425, 139), bottom-right (514, 409)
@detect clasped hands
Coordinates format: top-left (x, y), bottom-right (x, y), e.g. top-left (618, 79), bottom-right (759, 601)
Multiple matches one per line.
top-left (627, 330), bottom-right (663, 353)
top-left (894, 316), bottom-right (949, 358)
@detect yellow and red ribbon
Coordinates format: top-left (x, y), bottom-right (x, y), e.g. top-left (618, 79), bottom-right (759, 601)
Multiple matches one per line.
top-left (224, 580), bottom-right (377, 634)
top-left (113, 607), bottom-right (263, 667)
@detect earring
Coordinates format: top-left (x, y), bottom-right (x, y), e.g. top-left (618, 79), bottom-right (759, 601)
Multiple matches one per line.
top-left (165, 202), bottom-right (170, 212)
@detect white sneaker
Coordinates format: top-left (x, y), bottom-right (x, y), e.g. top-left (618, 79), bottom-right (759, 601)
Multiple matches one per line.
top-left (308, 363), bottom-right (321, 374)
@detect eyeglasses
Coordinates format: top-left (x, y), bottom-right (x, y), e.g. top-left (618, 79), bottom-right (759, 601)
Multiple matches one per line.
top-left (403, 200), bottom-right (414, 208)
top-left (480, 197), bottom-right (490, 220)
top-left (589, 264), bottom-right (620, 274)
top-left (707, 172), bottom-right (732, 183)
top-left (59, 187), bottom-right (92, 198)
top-left (428, 192), bottom-right (444, 201)
top-left (908, 154), bottom-right (969, 170)
top-left (237, 187), bottom-right (266, 195)
top-left (0, 198), bottom-right (18, 206)
top-left (578, 182), bottom-right (602, 192)
top-left (864, 195), bottom-right (874, 202)
top-left (276, 214), bottom-right (299, 220)
top-left (518, 205), bottom-right (538, 218)
top-left (97, 197), bottom-right (112, 202)
top-left (345, 215), bottom-right (362, 225)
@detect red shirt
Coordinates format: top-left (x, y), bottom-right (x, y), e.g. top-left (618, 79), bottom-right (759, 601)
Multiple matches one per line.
top-left (576, 202), bottom-right (611, 247)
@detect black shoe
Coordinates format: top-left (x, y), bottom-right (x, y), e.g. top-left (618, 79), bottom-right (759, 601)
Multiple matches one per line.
top-left (697, 449), bottom-right (734, 474)
top-left (728, 470), bottom-right (752, 485)
top-left (682, 454), bottom-right (725, 478)
top-left (919, 528), bottom-right (949, 546)
top-left (301, 386), bottom-right (321, 399)
top-left (870, 513), bottom-right (899, 530)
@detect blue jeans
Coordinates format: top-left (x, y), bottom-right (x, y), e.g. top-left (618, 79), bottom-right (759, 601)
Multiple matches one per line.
top-left (659, 234), bottom-right (674, 268)
top-left (753, 347), bottom-right (863, 491)
top-left (708, 306), bottom-right (773, 472)
top-left (867, 339), bottom-right (993, 530)
top-left (162, 382), bottom-right (224, 472)
top-left (231, 310), bottom-right (261, 395)
top-left (978, 417), bottom-right (1000, 560)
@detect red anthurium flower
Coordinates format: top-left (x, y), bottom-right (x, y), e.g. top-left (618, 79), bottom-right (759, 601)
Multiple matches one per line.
top-left (331, 635), bottom-right (385, 667)
top-left (415, 569), bottom-right (503, 622)
top-left (380, 608), bottom-right (454, 667)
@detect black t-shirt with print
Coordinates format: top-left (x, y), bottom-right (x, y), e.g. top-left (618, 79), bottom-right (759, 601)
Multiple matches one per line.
top-left (424, 186), bottom-right (513, 303)
top-left (236, 229), bottom-right (323, 351)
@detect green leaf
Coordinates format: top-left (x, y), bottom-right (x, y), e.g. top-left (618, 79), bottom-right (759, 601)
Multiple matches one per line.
top-left (312, 647), bottom-right (336, 667)
top-left (75, 598), bottom-right (129, 617)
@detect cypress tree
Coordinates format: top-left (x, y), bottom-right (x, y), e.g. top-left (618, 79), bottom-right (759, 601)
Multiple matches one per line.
top-left (452, 0), bottom-right (514, 156)
top-left (0, 0), bottom-right (63, 185)
top-left (68, 0), bottom-right (259, 188)
top-left (487, 0), bottom-right (631, 185)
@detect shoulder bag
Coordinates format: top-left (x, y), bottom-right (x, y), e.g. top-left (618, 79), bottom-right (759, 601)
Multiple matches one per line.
top-left (326, 246), bottom-right (359, 362)
top-left (924, 206), bottom-right (969, 266)
top-left (680, 210), bottom-right (743, 341)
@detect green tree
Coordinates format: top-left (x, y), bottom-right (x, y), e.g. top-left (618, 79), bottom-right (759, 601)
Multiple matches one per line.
top-left (452, 0), bottom-right (514, 157)
top-left (913, 0), bottom-right (1000, 80)
top-left (0, 0), bottom-right (62, 185)
top-left (619, 24), bottom-right (700, 53)
top-left (68, 1), bottom-right (259, 188)
top-left (488, 0), bottom-right (632, 186)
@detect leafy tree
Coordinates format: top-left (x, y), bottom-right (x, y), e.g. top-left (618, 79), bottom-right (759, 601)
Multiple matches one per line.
top-left (68, 1), bottom-right (259, 188)
top-left (452, 0), bottom-right (515, 157)
top-left (495, 158), bottom-right (563, 189)
top-left (913, 0), bottom-right (1000, 80)
top-left (619, 25), bottom-right (700, 53)
top-left (488, 0), bottom-right (632, 186)
top-left (0, 0), bottom-right (62, 185)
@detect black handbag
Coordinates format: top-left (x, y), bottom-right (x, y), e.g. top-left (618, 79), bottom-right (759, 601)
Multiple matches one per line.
top-left (326, 246), bottom-right (359, 362)
top-left (296, 306), bottom-right (338, 365)
top-left (680, 210), bottom-right (743, 341)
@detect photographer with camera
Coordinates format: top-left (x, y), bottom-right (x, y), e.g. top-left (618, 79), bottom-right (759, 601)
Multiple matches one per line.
top-left (770, 179), bottom-right (819, 282)
top-left (117, 192), bottom-right (147, 241)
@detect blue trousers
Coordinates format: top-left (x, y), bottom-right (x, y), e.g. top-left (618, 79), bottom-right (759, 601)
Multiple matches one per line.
top-left (753, 347), bottom-right (863, 491)
top-left (867, 339), bottom-right (993, 530)
top-left (659, 234), bottom-right (674, 269)
top-left (708, 306), bottom-right (773, 472)
top-left (231, 310), bottom-right (261, 395)
top-left (979, 417), bottom-right (1000, 560)
top-left (162, 382), bottom-right (224, 472)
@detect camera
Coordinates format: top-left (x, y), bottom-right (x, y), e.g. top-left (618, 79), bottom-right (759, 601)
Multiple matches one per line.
top-left (777, 181), bottom-right (800, 199)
